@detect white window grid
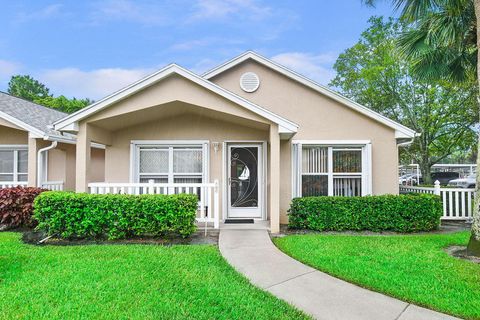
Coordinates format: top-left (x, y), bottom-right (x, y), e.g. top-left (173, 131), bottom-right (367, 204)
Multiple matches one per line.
top-left (135, 144), bottom-right (206, 184)
top-left (293, 144), bottom-right (370, 197)
top-left (0, 147), bottom-right (28, 182)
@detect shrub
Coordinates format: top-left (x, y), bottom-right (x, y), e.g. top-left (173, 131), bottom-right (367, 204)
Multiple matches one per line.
top-left (34, 192), bottom-right (198, 239)
top-left (0, 187), bottom-right (46, 230)
top-left (288, 194), bottom-right (442, 232)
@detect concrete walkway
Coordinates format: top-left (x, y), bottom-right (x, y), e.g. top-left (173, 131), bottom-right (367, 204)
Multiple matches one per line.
top-left (219, 229), bottom-right (459, 320)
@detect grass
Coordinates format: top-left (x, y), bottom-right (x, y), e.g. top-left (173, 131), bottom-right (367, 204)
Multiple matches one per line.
top-left (274, 231), bottom-right (480, 320)
top-left (0, 233), bottom-right (308, 320)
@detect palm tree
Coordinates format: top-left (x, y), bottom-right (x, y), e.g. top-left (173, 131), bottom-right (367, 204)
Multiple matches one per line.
top-left (364, 0), bottom-right (480, 255)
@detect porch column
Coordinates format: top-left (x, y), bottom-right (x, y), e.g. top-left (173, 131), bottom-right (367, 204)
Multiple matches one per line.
top-left (27, 137), bottom-right (49, 187)
top-left (76, 122), bottom-right (91, 192)
top-left (269, 124), bottom-right (280, 233)
top-left (27, 137), bottom-right (38, 187)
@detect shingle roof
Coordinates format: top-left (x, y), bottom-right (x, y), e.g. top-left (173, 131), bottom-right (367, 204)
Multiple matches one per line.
top-left (0, 91), bottom-right (73, 139)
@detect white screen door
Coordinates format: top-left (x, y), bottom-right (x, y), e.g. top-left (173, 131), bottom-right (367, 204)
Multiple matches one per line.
top-left (227, 144), bottom-right (263, 218)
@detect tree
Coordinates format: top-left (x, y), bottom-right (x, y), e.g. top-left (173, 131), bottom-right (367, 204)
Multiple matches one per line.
top-left (8, 75), bottom-right (50, 101)
top-left (7, 75), bottom-right (91, 114)
top-left (363, 0), bottom-right (480, 255)
top-left (331, 17), bottom-right (477, 184)
top-left (33, 95), bottom-right (93, 114)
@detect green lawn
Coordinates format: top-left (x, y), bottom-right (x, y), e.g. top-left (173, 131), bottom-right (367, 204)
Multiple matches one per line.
top-left (274, 231), bottom-right (480, 320)
top-left (0, 233), bottom-right (308, 320)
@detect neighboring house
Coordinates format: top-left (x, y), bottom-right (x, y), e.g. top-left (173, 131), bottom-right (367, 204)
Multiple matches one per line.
top-left (0, 92), bottom-right (105, 191)
top-left (49, 51), bottom-right (416, 233)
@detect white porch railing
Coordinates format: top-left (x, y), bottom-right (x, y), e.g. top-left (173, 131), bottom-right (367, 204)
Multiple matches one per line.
top-left (399, 181), bottom-right (475, 220)
top-left (88, 180), bottom-right (220, 229)
top-left (41, 181), bottom-right (64, 191)
top-left (0, 181), bottom-right (28, 189)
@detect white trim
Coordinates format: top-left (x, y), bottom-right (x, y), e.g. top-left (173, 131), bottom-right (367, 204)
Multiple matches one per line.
top-left (292, 141), bottom-right (372, 197)
top-left (0, 146), bottom-right (28, 183)
top-left (262, 141), bottom-right (267, 220)
top-left (0, 144), bottom-right (28, 150)
top-left (0, 110), bottom-right (44, 137)
top-left (203, 51), bottom-right (416, 139)
top-left (222, 141), bottom-right (227, 221)
top-left (43, 135), bottom-right (106, 149)
top-left (131, 139), bottom-right (209, 145)
top-left (53, 64), bottom-right (298, 135)
top-left (292, 139), bottom-right (371, 145)
top-left (327, 147), bottom-right (334, 196)
top-left (130, 140), bottom-right (209, 185)
top-left (226, 142), bottom-right (265, 219)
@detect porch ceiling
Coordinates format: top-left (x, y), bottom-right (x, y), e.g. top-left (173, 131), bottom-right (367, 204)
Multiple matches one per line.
top-left (90, 101), bottom-right (270, 132)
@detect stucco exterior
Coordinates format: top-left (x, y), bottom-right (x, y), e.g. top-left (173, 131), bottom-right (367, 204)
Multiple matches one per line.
top-left (46, 143), bottom-right (104, 191)
top-left (209, 59), bottom-right (399, 223)
top-left (47, 52), bottom-right (414, 232)
top-left (0, 123), bottom-right (28, 145)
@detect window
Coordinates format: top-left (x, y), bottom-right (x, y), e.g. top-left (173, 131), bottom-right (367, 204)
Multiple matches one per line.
top-left (0, 148), bottom-right (28, 182)
top-left (135, 143), bottom-right (206, 184)
top-left (293, 143), bottom-right (371, 197)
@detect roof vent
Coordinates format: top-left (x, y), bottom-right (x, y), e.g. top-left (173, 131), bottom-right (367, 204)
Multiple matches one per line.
top-left (240, 72), bottom-right (260, 93)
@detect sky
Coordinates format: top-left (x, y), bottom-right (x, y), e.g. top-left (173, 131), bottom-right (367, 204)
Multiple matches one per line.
top-left (0, 1), bottom-right (395, 100)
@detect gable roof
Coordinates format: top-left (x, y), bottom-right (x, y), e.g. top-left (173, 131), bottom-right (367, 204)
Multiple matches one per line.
top-left (0, 92), bottom-right (74, 140)
top-left (203, 51), bottom-right (417, 139)
top-left (53, 64), bottom-right (299, 136)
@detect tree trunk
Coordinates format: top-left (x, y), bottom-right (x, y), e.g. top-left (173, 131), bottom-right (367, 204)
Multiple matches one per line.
top-left (467, 0), bottom-right (480, 256)
top-left (419, 161), bottom-right (431, 185)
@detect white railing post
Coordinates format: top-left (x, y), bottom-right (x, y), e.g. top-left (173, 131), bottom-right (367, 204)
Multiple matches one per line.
top-left (148, 179), bottom-right (155, 194)
top-left (214, 179), bottom-right (220, 229)
top-left (434, 180), bottom-right (441, 196)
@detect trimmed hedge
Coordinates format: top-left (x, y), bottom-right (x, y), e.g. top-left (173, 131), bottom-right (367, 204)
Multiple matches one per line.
top-left (34, 192), bottom-right (198, 239)
top-left (0, 187), bottom-right (46, 230)
top-left (288, 194), bottom-right (442, 232)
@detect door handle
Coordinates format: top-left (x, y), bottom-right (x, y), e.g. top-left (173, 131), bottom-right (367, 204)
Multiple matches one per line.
top-left (228, 177), bottom-right (231, 185)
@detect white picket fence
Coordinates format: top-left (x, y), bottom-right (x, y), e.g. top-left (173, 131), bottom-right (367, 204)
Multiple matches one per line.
top-left (0, 181), bottom-right (28, 189)
top-left (41, 181), bottom-right (64, 191)
top-left (0, 181), bottom-right (64, 191)
top-left (88, 180), bottom-right (220, 229)
top-left (399, 181), bottom-right (474, 220)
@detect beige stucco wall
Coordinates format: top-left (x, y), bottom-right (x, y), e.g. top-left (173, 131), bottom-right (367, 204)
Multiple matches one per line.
top-left (47, 143), bottom-right (104, 191)
top-left (72, 62), bottom-right (400, 225)
top-left (210, 60), bottom-right (399, 223)
top-left (90, 148), bottom-right (105, 183)
top-left (103, 113), bottom-right (268, 220)
top-left (0, 123), bottom-right (28, 145)
top-left (87, 75), bottom-right (270, 127)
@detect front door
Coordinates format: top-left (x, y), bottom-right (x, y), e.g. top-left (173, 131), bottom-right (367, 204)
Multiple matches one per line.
top-left (227, 144), bottom-right (263, 218)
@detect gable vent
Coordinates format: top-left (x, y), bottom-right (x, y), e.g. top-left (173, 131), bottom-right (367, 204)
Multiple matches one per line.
top-left (240, 72), bottom-right (260, 93)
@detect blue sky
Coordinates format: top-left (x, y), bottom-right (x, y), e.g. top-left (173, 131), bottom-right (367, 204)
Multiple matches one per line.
top-left (0, 1), bottom-right (394, 100)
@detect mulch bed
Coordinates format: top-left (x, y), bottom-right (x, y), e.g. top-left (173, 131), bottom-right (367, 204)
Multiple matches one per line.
top-left (17, 230), bottom-right (219, 246)
top-left (445, 245), bottom-right (480, 264)
top-left (274, 221), bottom-right (471, 238)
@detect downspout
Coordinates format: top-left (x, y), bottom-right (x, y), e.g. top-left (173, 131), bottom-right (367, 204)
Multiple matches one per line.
top-left (397, 137), bottom-right (415, 148)
top-left (37, 141), bottom-right (58, 188)
top-left (397, 136), bottom-right (417, 184)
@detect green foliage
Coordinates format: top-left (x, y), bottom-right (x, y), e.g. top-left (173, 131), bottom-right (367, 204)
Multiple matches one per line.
top-left (395, 0), bottom-right (476, 82)
top-left (274, 232), bottom-right (479, 319)
top-left (33, 192), bottom-right (198, 239)
top-left (0, 187), bottom-right (46, 230)
top-left (7, 74), bottom-right (92, 113)
top-left (330, 17), bottom-right (478, 183)
top-left (7, 75), bottom-right (50, 101)
top-left (33, 95), bottom-right (92, 113)
top-left (288, 194), bottom-right (442, 232)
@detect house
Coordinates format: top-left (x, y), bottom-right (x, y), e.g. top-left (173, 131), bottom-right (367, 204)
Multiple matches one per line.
top-left (0, 92), bottom-right (105, 191)
top-left (1, 51), bottom-right (416, 232)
